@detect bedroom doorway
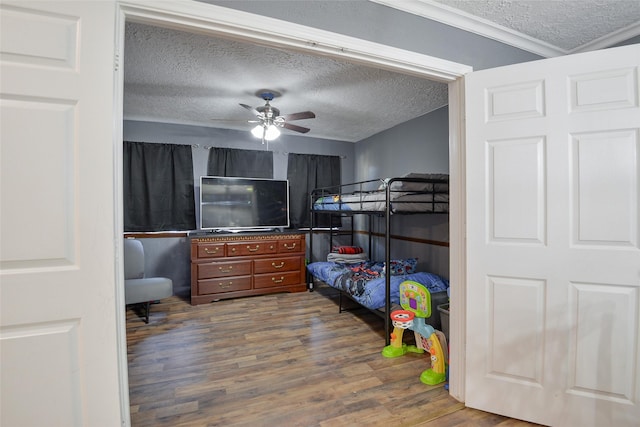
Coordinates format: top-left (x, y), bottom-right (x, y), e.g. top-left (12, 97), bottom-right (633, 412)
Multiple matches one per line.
top-left (116, 0), bottom-right (470, 415)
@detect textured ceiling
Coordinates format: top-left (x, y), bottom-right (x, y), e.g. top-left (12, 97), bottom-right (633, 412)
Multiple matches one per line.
top-left (433, 0), bottom-right (640, 51)
top-left (123, 1), bottom-right (640, 143)
top-left (123, 22), bottom-right (448, 142)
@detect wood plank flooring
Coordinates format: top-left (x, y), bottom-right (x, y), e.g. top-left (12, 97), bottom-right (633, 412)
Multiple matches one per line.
top-left (126, 285), bottom-right (540, 427)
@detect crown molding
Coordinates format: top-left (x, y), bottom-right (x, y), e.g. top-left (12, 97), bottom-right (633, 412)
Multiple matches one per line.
top-left (371, 0), bottom-right (569, 58)
top-left (571, 19), bottom-right (640, 54)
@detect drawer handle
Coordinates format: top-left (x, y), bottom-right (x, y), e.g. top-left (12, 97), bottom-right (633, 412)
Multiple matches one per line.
top-left (204, 247), bottom-right (219, 254)
top-left (272, 276), bottom-right (284, 284)
top-left (247, 245), bottom-right (260, 252)
top-left (219, 282), bottom-right (232, 289)
top-left (283, 243), bottom-right (296, 250)
top-left (218, 266), bottom-right (233, 273)
top-left (231, 247), bottom-right (237, 253)
top-left (272, 261), bottom-right (285, 269)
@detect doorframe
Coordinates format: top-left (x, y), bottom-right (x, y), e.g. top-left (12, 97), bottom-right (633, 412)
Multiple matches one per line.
top-left (114, 0), bottom-right (471, 418)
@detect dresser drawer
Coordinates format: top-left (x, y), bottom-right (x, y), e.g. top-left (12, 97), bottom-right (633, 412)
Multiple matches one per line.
top-left (278, 239), bottom-right (302, 253)
top-left (254, 256), bottom-right (301, 274)
top-left (198, 276), bottom-right (252, 294)
top-left (197, 260), bottom-right (252, 279)
top-left (197, 243), bottom-right (225, 259)
top-left (254, 271), bottom-right (301, 289)
top-left (227, 241), bottom-right (277, 257)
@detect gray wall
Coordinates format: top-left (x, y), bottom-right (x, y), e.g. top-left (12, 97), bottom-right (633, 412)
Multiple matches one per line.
top-left (354, 106), bottom-right (449, 180)
top-left (613, 35), bottom-right (640, 47)
top-left (203, 0), bottom-right (543, 70)
top-left (123, 120), bottom-right (355, 293)
top-left (123, 105), bottom-right (451, 290)
top-left (351, 106), bottom-right (451, 278)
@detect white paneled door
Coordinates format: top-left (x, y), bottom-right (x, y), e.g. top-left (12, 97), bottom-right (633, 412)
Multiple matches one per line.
top-left (0, 2), bottom-right (123, 426)
top-left (465, 44), bottom-right (640, 426)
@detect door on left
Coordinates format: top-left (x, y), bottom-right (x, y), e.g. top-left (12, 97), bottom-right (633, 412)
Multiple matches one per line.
top-left (1, 2), bottom-right (124, 426)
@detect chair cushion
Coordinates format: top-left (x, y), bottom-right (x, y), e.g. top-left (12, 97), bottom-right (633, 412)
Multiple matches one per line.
top-left (125, 277), bottom-right (173, 305)
top-left (124, 239), bottom-right (145, 279)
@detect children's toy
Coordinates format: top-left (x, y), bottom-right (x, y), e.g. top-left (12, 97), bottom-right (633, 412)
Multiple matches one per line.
top-left (381, 280), bottom-right (447, 385)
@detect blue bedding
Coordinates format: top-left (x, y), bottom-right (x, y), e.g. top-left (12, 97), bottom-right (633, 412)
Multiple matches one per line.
top-left (312, 192), bottom-right (448, 213)
top-left (307, 261), bottom-right (449, 310)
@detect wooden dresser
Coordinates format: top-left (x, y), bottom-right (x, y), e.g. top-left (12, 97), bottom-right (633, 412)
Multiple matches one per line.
top-left (190, 232), bottom-right (307, 305)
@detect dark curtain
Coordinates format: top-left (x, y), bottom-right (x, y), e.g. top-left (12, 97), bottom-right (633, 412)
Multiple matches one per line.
top-left (207, 147), bottom-right (273, 178)
top-left (124, 141), bottom-right (196, 231)
top-left (287, 153), bottom-right (341, 228)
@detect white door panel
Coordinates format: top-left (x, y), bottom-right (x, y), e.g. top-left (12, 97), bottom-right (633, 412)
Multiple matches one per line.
top-left (488, 136), bottom-right (546, 244)
top-left (0, 2), bottom-right (122, 426)
top-left (571, 129), bottom-right (637, 247)
top-left (466, 44), bottom-right (640, 426)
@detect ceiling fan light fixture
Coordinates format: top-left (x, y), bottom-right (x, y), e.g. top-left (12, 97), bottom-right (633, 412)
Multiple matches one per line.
top-left (242, 90), bottom-right (314, 141)
top-left (251, 123), bottom-right (280, 141)
top-left (251, 124), bottom-right (264, 139)
top-left (264, 124), bottom-right (280, 141)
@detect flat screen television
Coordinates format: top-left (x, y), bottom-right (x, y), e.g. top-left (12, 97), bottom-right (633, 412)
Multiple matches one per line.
top-left (200, 176), bottom-right (290, 231)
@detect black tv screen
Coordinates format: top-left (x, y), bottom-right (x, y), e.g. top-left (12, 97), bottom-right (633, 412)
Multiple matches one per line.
top-left (200, 176), bottom-right (290, 231)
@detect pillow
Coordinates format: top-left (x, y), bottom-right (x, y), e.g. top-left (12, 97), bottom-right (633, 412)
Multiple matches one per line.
top-left (389, 173), bottom-right (449, 192)
top-left (386, 258), bottom-right (418, 275)
top-left (368, 258), bottom-right (418, 276)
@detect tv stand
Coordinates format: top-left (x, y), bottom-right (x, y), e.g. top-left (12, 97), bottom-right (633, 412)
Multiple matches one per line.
top-left (190, 232), bottom-right (306, 305)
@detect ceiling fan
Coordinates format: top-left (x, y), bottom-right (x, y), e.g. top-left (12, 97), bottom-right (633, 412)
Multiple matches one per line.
top-left (240, 90), bottom-right (316, 143)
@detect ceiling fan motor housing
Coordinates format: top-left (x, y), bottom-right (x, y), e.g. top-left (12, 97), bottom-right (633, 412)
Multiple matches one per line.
top-left (257, 104), bottom-right (280, 118)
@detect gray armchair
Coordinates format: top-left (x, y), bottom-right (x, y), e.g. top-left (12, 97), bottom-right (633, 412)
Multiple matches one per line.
top-left (124, 239), bottom-right (173, 323)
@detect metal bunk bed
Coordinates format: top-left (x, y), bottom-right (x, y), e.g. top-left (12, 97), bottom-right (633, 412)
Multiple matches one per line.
top-left (307, 174), bottom-right (450, 345)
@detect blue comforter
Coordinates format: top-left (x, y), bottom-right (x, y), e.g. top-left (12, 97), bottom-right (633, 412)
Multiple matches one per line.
top-left (307, 261), bottom-right (449, 310)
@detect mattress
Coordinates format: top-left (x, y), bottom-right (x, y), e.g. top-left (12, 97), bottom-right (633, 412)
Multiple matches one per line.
top-left (312, 173), bottom-right (450, 213)
top-left (307, 260), bottom-right (449, 311)
top-left (313, 191), bottom-right (449, 213)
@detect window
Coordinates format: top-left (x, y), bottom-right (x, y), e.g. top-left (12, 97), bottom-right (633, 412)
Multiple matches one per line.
top-left (207, 147), bottom-right (273, 178)
top-left (287, 153), bottom-right (341, 228)
top-left (123, 141), bottom-right (195, 231)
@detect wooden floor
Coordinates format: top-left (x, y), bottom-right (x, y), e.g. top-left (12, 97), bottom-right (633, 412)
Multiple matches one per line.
top-left (126, 285), bottom-right (539, 427)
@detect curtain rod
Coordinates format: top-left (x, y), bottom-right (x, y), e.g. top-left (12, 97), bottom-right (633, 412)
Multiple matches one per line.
top-left (281, 151), bottom-right (347, 159)
top-left (193, 145), bottom-right (346, 159)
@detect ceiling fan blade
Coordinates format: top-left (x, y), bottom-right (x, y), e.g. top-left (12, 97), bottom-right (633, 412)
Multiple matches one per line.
top-left (282, 111), bottom-right (315, 121)
top-left (283, 122), bottom-right (311, 133)
top-left (210, 118), bottom-right (256, 123)
top-left (240, 103), bottom-right (261, 117)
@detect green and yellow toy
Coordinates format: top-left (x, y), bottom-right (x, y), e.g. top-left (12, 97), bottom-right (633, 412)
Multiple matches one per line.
top-left (382, 280), bottom-right (447, 385)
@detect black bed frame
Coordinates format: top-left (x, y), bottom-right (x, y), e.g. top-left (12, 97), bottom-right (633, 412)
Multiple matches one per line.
top-left (307, 176), bottom-right (449, 345)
